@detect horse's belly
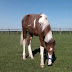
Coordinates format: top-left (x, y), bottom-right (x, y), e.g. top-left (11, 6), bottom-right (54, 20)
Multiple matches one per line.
top-left (27, 28), bottom-right (39, 36)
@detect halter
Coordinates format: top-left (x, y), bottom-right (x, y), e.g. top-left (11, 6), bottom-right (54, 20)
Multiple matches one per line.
top-left (48, 41), bottom-right (53, 43)
top-left (47, 56), bottom-right (53, 60)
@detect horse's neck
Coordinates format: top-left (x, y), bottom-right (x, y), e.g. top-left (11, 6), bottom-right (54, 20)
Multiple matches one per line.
top-left (44, 26), bottom-right (53, 43)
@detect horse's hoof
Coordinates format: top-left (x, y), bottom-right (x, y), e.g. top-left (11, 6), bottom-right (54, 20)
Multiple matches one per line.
top-left (31, 57), bottom-right (34, 60)
top-left (23, 58), bottom-right (26, 60)
top-left (41, 65), bottom-right (44, 68)
top-left (23, 57), bottom-right (26, 60)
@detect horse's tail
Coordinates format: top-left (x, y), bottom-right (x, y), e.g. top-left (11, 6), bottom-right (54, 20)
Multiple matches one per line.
top-left (20, 31), bottom-right (23, 45)
top-left (20, 31), bottom-right (27, 45)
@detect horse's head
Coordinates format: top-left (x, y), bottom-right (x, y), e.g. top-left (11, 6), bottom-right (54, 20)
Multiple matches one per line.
top-left (45, 39), bottom-right (55, 66)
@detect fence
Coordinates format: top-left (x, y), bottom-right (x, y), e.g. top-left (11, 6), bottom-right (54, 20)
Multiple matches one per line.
top-left (0, 29), bottom-right (21, 34)
top-left (0, 28), bottom-right (72, 34)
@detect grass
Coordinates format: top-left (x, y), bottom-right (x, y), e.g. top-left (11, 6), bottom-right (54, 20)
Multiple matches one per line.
top-left (0, 32), bottom-right (72, 72)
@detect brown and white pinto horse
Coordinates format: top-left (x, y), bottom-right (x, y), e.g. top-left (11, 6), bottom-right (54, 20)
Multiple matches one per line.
top-left (21, 13), bottom-right (55, 68)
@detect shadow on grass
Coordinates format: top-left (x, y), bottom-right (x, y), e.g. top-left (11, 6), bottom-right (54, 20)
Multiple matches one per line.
top-left (28, 48), bottom-right (57, 65)
top-left (32, 48), bottom-right (40, 56)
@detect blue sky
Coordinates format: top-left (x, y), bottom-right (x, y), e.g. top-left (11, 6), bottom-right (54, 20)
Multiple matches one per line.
top-left (0, 0), bottom-right (72, 29)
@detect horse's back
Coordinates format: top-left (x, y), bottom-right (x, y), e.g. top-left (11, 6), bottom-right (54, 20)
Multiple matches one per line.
top-left (22, 14), bottom-right (41, 25)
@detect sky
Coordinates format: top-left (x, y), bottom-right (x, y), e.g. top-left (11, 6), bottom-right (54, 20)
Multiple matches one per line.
top-left (0, 0), bottom-right (72, 29)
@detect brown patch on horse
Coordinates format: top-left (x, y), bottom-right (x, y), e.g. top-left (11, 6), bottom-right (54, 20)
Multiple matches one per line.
top-left (27, 34), bottom-right (33, 45)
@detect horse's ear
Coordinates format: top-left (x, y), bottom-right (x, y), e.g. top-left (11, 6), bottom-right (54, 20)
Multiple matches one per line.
top-left (53, 40), bottom-right (56, 46)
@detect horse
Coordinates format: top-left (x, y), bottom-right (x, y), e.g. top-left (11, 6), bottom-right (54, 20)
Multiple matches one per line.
top-left (20, 13), bottom-right (55, 68)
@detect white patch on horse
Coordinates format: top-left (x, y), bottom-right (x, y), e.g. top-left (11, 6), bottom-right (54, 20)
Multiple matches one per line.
top-left (28, 38), bottom-right (34, 59)
top-left (48, 53), bottom-right (52, 65)
top-left (38, 14), bottom-right (50, 31)
top-left (50, 48), bottom-right (53, 51)
top-left (34, 19), bottom-right (36, 28)
top-left (28, 24), bottom-right (31, 27)
top-left (44, 30), bottom-right (53, 43)
top-left (40, 46), bottom-right (44, 68)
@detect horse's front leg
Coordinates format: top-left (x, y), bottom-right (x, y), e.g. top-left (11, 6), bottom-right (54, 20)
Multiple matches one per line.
top-left (39, 36), bottom-right (44, 68)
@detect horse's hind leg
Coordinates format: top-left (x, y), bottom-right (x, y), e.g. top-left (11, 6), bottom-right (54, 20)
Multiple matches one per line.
top-left (27, 34), bottom-right (34, 59)
top-left (22, 29), bottom-right (27, 60)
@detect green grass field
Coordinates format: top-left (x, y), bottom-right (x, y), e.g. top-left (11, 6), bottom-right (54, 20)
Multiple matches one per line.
top-left (0, 32), bottom-right (72, 72)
